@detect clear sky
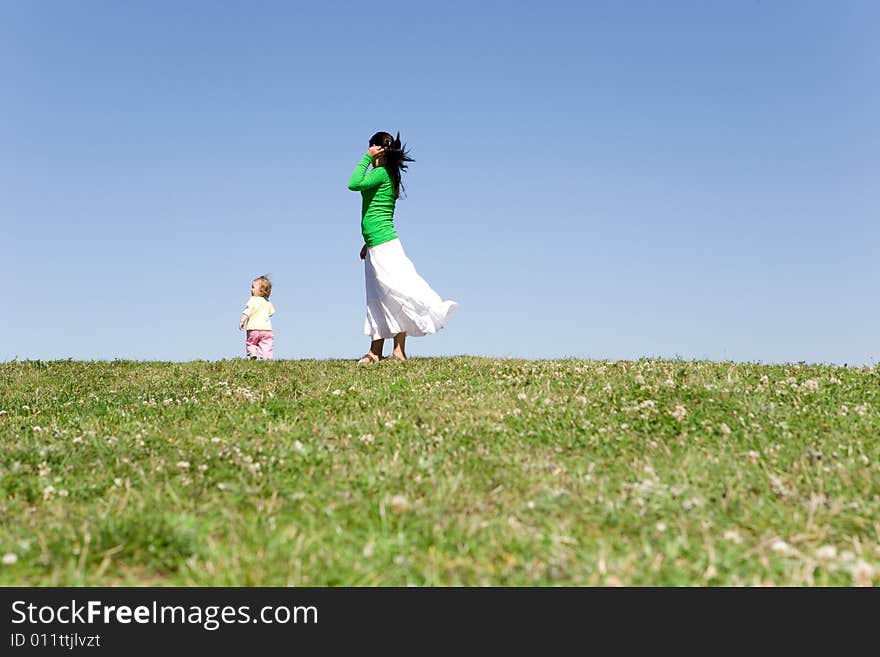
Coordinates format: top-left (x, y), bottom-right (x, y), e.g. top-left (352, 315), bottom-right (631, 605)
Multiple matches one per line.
top-left (3, 1), bottom-right (877, 365)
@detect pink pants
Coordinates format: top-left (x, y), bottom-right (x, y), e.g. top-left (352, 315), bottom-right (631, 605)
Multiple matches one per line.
top-left (246, 330), bottom-right (274, 360)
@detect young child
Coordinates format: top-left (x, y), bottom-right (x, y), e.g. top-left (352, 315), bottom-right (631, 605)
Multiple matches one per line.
top-left (239, 275), bottom-right (275, 360)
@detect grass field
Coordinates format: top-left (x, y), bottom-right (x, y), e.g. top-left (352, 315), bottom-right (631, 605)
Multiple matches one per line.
top-left (1, 357), bottom-right (877, 586)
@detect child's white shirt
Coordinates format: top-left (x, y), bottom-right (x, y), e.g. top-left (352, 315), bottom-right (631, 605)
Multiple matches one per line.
top-left (243, 296), bottom-right (275, 330)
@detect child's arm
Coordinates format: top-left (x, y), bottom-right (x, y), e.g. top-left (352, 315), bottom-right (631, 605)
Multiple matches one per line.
top-left (239, 304), bottom-right (251, 330)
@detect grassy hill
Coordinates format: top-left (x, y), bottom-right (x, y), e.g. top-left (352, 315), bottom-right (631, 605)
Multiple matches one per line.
top-left (1, 357), bottom-right (877, 586)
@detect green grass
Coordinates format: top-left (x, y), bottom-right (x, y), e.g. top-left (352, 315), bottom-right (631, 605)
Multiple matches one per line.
top-left (1, 357), bottom-right (877, 586)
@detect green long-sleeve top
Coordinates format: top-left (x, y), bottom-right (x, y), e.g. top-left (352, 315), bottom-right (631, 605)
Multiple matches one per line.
top-left (348, 154), bottom-right (398, 247)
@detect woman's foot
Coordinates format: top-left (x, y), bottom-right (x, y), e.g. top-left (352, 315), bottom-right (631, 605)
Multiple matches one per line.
top-left (358, 338), bottom-right (387, 365)
top-left (390, 350), bottom-right (407, 361)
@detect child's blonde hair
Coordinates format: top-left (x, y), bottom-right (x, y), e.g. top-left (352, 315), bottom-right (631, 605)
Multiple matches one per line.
top-left (253, 275), bottom-right (272, 299)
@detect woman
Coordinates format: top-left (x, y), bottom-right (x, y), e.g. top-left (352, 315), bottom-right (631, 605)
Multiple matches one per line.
top-left (347, 131), bottom-right (458, 363)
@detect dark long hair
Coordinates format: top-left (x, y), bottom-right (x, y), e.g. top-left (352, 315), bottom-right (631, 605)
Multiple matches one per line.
top-left (369, 131), bottom-right (414, 200)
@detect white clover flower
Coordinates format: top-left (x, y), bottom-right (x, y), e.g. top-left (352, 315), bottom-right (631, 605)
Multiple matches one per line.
top-left (670, 404), bottom-right (687, 421)
top-left (332, 389), bottom-right (342, 396)
top-left (723, 530), bottom-right (743, 544)
top-left (2, 553), bottom-right (18, 565)
top-left (815, 545), bottom-right (837, 561)
top-left (719, 423), bottom-right (731, 436)
top-left (358, 434), bottom-right (375, 445)
top-left (176, 461), bottom-right (190, 469)
top-left (771, 540), bottom-right (795, 556)
top-left (852, 561), bottom-right (875, 587)
top-left (389, 495), bottom-right (408, 511)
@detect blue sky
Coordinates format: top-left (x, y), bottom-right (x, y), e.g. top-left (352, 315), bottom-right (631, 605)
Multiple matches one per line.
top-left (2, 1), bottom-right (877, 364)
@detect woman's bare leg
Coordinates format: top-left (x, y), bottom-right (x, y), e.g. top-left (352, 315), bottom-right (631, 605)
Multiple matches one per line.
top-left (392, 333), bottom-right (407, 360)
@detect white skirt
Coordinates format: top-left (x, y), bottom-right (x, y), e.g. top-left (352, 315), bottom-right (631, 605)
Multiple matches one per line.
top-left (363, 238), bottom-right (459, 339)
